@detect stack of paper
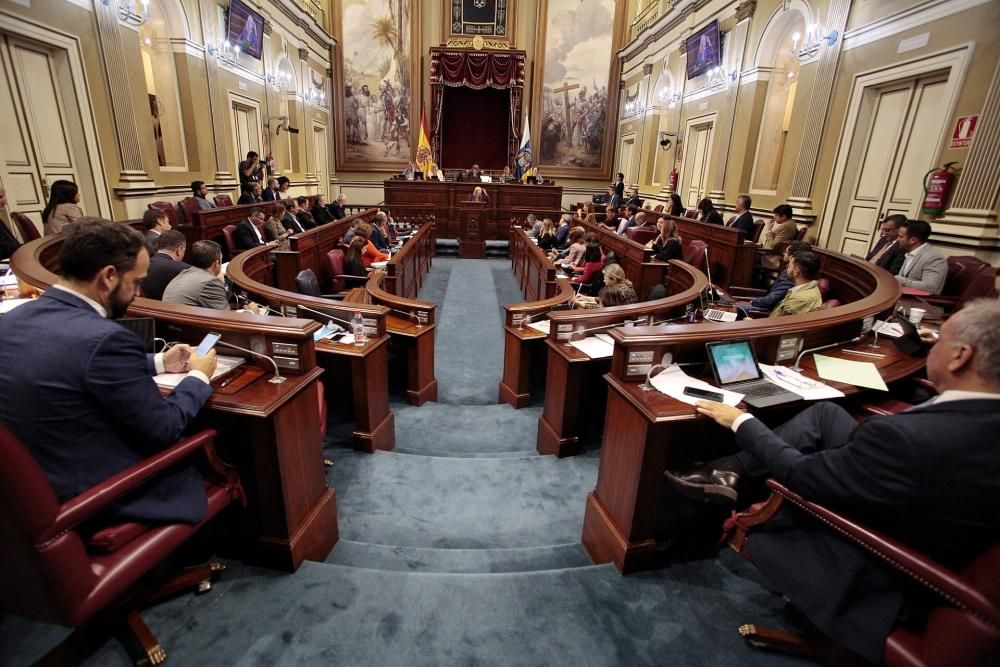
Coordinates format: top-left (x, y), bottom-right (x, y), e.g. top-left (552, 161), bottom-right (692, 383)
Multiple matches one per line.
top-left (155, 355), bottom-right (245, 388)
top-left (527, 319), bottom-right (551, 334)
top-left (813, 354), bottom-right (888, 391)
top-left (650, 365), bottom-right (744, 406)
top-left (758, 364), bottom-right (844, 400)
top-left (873, 320), bottom-right (904, 337)
top-left (569, 336), bottom-right (614, 359)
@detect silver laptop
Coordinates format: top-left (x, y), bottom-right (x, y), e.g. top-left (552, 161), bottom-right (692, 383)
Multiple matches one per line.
top-left (705, 339), bottom-right (802, 408)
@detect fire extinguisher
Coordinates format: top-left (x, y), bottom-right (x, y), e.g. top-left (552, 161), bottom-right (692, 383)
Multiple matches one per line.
top-left (668, 168), bottom-right (679, 191)
top-left (921, 162), bottom-right (958, 215)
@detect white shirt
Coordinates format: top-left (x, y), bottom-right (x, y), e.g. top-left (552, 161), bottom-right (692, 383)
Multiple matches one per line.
top-left (50, 284), bottom-right (208, 384)
top-left (899, 242), bottom-right (928, 277)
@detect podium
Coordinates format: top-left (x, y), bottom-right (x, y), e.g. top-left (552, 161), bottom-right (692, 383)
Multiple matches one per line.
top-left (458, 202), bottom-right (488, 259)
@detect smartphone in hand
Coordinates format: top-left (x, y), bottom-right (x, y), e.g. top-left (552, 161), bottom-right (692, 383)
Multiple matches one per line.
top-left (196, 332), bottom-right (221, 356)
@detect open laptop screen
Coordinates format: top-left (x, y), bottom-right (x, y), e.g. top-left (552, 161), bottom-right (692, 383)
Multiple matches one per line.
top-left (706, 340), bottom-right (763, 385)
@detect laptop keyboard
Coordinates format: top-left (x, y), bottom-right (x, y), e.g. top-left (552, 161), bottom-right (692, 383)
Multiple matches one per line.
top-left (734, 381), bottom-right (787, 398)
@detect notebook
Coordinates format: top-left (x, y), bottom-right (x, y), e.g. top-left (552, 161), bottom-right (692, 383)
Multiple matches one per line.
top-left (705, 339), bottom-right (802, 408)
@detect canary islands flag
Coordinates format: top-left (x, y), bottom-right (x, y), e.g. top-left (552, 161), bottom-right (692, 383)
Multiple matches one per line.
top-left (415, 105), bottom-right (433, 177)
top-left (514, 117), bottom-right (536, 183)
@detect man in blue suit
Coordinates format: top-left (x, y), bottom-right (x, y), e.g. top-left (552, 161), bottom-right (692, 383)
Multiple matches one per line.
top-left (728, 194), bottom-right (757, 238)
top-left (668, 299), bottom-right (1000, 661)
top-left (0, 219), bottom-right (218, 525)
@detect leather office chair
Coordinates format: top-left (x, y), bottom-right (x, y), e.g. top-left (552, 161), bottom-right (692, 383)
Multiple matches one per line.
top-left (685, 209), bottom-right (698, 219)
top-left (752, 220), bottom-right (765, 244)
top-left (177, 197), bottom-right (200, 224)
top-left (795, 226), bottom-right (808, 242)
top-left (326, 249), bottom-right (368, 297)
top-left (11, 211), bottom-right (41, 241)
top-left (0, 424), bottom-right (243, 665)
top-left (293, 269), bottom-right (340, 299)
top-left (727, 479), bottom-right (1000, 666)
top-left (652, 204), bottom-right (665, 213)
top-left (221, 224), bottom-right (239, 259)
top-left (213, 194), bottom-right (234, 208)
top-left (920, 256), bottom-right (998, 313)
top-left (626, 226), bottom-right (657, 245)
top-left (683, 239), bottom-right (708, 271)
top-left (148, 202), bottom-right (179, 229)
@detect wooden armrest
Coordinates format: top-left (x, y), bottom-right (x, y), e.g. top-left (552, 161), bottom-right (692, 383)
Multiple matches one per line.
top-left (45, 429), bottom-right (219, 539)
top-left (335, 274), bottom-right (369, 285)
top-left (765, 480), bottom-right (1000, 623)
top-left (860, 400), bottom-right (914, 417)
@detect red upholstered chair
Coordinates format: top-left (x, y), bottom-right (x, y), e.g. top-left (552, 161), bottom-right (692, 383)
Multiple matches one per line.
top-left (728, 479), bottom-right (1000, 666)
top-left (213, 194), bottom-right (234, 208)
top-left (326, 249), bottom-right (369, 296)
top-left (795, 225), bottom-right (808, 241)
top-left (683, 239), bottom-right (708, 271)
top-left (177, 197), bottom-right (200, 224)
top-left (751, 220), bottom-right (765, 244)
top-left (11, 211), bottom-right (41, 241)
top-left (626, 226), bottom-right (657, 245)
top-left (221, 224), bottom-right (239, 259)
top-left (148, 202), bottom-right (179, 229)
top-left (685, 209), bottom-right (698, 219)
top-left (820, 299), bottom-right (841, 309)
top-left (0, 424), bottom-right (243, 665)
top-left (920, 256), bottom-right (998, 313)
top-left (653, 203), bottom-right (665, 213)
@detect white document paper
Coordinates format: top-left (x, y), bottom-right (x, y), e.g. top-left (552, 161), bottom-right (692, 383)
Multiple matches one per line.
top-left (758, 364), bottom-right (844, 400)
top-left (569, 335), bottom-right (614, 359)
top-left (650, 365), bottom-right (744, 407)
top-left (155, 355), bottom-right (245, 389)
top-left (527, 319), bottom-right (551, 334)
top-left (873, 320), bottom-right (904, 338)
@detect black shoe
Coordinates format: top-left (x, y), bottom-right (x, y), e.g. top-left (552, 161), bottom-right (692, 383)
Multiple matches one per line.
top-left (665, 465), bottom-right (740, 503)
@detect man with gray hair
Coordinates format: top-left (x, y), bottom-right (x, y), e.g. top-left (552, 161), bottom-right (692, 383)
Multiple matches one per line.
top-left (525, 213), bottom-right (542, 238)
top-left (370, 211), bottom-right (390, 251)
top-left (555, 213), bottom-right (573, 249)
top-left (667, 298), bottom-right (1000, 662)
top-left (329, 193), bottom-right (347, 220)
top-left (728, 193), bottom-right (756, 238)
top-left (162, 240), bottom-right (229, 310)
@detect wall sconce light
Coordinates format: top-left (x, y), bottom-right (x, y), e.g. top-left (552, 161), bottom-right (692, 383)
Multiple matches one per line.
top-left (657, 87), bottom-right (683, 107)
top-left (624, 98), bottom-right (643, 117)
top-left (103, 0), bottom-right (149, 27)
top-left (791, 24), bottom-right (840, 61)
top-left (304, 88), bottom-right (326, 106)
top-left (708, 67), bottom-right (735, 90)
top-left (267, 71), bottom-right (294, 94)
top-left (207, 40), bottom-right (241, 67)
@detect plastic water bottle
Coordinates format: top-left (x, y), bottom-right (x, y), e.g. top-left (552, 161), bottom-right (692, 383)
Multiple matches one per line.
top-left (351, 310), bottom-right (366, 346)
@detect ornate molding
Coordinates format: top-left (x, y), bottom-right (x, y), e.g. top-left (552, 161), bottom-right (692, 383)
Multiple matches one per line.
top-left (735, 1), bottom-right (756, 22)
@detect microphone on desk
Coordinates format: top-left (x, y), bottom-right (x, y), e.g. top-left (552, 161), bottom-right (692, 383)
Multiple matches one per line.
top-left (791, 334), bottom-right (865, 372)
top-left (703, 247), bottom-right (722, 302)
top-left (216, 339), bottom-right (286, 384)
top-left (386, 306), bottom-right (425, 328)
top-left (293, 303), bottom-right (351, 331)
top-left (234, 291), bottom-right (276, 316)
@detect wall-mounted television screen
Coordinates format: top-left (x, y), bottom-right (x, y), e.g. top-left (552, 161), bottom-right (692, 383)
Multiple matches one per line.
top-left (227, 0), bottom-right (264, 60)
top-left (686, 20), bottom-right (721, 79)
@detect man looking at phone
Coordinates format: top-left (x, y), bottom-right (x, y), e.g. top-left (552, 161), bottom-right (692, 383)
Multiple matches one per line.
top-left (0, 219), bottom-right (218, 524)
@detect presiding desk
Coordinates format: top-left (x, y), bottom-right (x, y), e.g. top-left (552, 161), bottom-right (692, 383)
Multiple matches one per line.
top-left (579, 249), bottom-right (925, 574)
top-left (384, 179), bottom-right (562, 241)
top-left (10, 235), bottom-right (338, 572)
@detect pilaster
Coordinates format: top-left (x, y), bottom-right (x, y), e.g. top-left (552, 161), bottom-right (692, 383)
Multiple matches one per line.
top-left (707, 7), bottom-right (753, 201)
top-left (199, 0), bottom-right (236, 182)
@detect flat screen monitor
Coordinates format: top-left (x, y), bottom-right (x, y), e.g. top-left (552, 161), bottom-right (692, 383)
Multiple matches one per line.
top-left (686, 20), bottom-right (721, 79)
top-left (227, 0), bottom-right (264, 60)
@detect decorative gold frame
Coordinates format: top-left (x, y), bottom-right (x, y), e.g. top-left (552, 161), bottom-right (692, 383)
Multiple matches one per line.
top-left (441, 0), bottom-right (516, 49)
top-left (529, 0), bottom-right (626, 179)
top-left (332, 0), bottom-right (422, 171)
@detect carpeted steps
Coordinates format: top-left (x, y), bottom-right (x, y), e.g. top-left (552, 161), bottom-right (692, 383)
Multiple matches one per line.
top-left (326, 540), bottom-right (594, 573)
top-left (390, 402), bottom-right (542, 457)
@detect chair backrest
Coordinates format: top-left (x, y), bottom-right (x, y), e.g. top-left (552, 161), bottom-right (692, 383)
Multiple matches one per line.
top-left (725, 216), bottom-right (736, 227)
top-left (685, 209), bottom-right (698, 219)
top-left (148, 202), bottom-right (179, 229)
top-left (752, 220), bottom-right (765, 244)
top-left (795, 226), bottom-right (808, 241)
top-left (11, 212), bottom-right (41, 242)
top-left (0, 423), bottom-right (95, 624)
top-left (653, 203), bottom-right (665, 213)
top-left (294, 269), bottom-right (322, 297)
top-left (177, 197), bottom-right (200, 223)
top-left (683, 239), bottom-right (708, 270)
top-left (820, 299), bottom-right (841, 309)
top-left (626, 226), bottom-right (657, 245)
top-left (817, 277), bottom-right (832, 299)
top-left (214, 194), bottom-right (234, 208)
top-left (941, 256), bottom-right (998, 306)
top-left (326, 249), bottom-right (347, 293)
top-left (221, 224), bottom-right (239, 259)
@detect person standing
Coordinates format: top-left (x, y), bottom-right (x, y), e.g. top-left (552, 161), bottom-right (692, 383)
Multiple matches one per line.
top-left (238, 151), bottom-right (262, 194)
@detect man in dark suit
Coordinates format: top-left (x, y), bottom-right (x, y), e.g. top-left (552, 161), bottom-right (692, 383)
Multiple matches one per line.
top-left (370, 212), bottom-right (391, 251)
top-left (728, 194), bottom-right (757, 238)
top-left (0, 219), bottom-right (218, 524)
top-left (329, 194), bottom-right (347, 221)
top-left (142, 208), bottom-right (171, 250)
top-left (234, 207), bottom-right (268, 250)
top-left (312, 194), bottom-right (333, 225)
top-left (866, 214), bottom-right (906, 274)
top-left (624, 187), bottom-right (643, 208)
top-left (667, 299), bottom-right (1000, 662)
top-left (465, 164), bottom-right (483, 182)
top-left (295, 197), bottom-right (317, 230)
top-left (237, 182), bottom-right (264, 205)
top-left (261, 177), bottom-right (281, 201)
top-left (613, 173), bottom-right (625, 202)
top-left (142, 229), bottom-right (188, 300)
top-left (281, 200), bottom-right (307, 234)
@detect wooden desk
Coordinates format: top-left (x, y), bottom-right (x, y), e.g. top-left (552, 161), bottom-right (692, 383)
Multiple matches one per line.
top-left (10, 236), bottom-right (338, 572)
top-left (657, 213), bottom-right (756, 289)
top-left (580, 249), bottom-right (911, 573)
top-left (383, 179), bottom-right (563, 240)
top-left (227, 244), bottom-right (397, 452)
top-left (457, 202), bottom-right (488, 258)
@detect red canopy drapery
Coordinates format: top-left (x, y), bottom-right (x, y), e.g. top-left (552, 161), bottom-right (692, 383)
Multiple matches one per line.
top-left (429, 49), bottom-right (526, 168)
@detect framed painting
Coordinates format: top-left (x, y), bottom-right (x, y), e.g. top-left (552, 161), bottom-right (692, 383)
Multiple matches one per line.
top-left (333, 0), bottom-right (421, 171)
top-left (530, 0), bottom-right (626, 179)
top-left (442, 0), bottom-right (516, 49)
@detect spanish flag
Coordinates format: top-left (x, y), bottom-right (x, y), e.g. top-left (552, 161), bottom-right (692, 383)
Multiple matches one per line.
top-left (415, 105), bottom-right (433, 177)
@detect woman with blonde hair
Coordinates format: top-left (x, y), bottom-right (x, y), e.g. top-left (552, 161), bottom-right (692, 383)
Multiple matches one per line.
top-left (647, 216), bottom-right (682, 261)
top-left (536, 218), bottom-right (558, 251)
top-left (470, 186), bottom-right (490, 203)
top-left (600, 264), bottom-right (638, 305)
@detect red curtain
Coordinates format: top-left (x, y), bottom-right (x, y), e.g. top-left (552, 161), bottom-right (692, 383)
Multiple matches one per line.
top-left (429, 49), bottom-right (525, 168)
top-left (440, 87), bottom-right (511, 169)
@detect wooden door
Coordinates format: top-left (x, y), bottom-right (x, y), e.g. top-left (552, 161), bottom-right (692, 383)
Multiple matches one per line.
top-left (313, 123), bottom-right (328, 197)
top-left (681, 121), bottom-right (713, 208)
top-left (0, 35), bottom-right (83, 234)
top-left (231, 99), bottom-right (262, 167)
top-left (834, 75), bottom-right (948, 257)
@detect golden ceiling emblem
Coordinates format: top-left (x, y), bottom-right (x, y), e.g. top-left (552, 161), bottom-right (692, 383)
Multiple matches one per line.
top-left (472, 35), bottom-right (485, 50)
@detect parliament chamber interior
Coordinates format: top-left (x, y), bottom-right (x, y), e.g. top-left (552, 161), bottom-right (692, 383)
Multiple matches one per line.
top-left (2, 0), bottom-right (1000, 665)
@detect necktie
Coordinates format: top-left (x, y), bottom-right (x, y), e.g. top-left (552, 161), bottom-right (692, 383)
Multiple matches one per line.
top-left (869, 239), bottom-right (895, 265)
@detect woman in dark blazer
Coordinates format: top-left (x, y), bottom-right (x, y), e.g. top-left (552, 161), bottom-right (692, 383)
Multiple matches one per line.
top-left (697, 198), bottom-right (724, 226)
